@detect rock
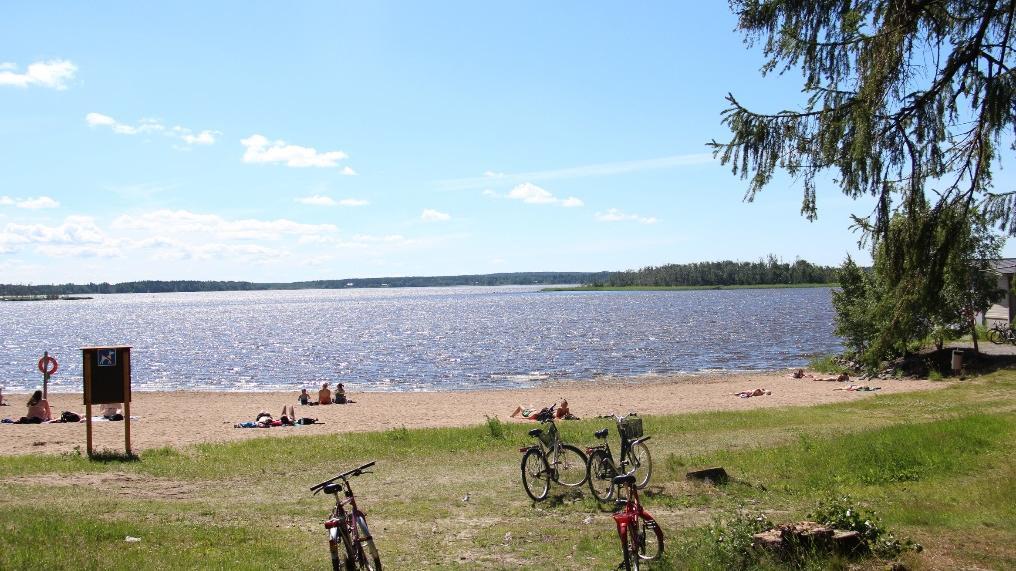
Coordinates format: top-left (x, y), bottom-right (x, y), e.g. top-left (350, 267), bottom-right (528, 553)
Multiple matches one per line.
top-left (685, 467), bottom-right (729, 484)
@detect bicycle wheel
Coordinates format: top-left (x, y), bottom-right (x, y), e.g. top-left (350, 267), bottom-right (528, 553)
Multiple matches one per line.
top-left (521, 448), bottom-right (551, 501)
top-left (554, 444), bottom-right (589, 487)
top-left (330, 525), bottom-right (355, 571)
top-left (988, 328), bottom-right (1003, 344)
top-left (587, 449), bottom-right (617, 502)
top-left (626, 441), bottom-right (653, 489)
top-left (355, 514), bottom-right (382, 571)
top-left (624, 525), bottom-right (642, 571)
top-left (636, 515), bottom-right (664, 561)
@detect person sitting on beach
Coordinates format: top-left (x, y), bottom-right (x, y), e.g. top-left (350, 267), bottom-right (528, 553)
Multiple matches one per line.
top-left (298, 389), bottom-right (312, 406)
top-left (0, 386), bottom-right (7, 406)
top-left (318, 382), bottom-right (332, 405)
top-left (789, 369), bottom-right (812, 379)
top-left (334, 383), bottom-right (347, 404)
top-left (734, 388), bottom-right (770, 398)
top-left (97, 402), bottom-right (124, 421)
top-left (554, 399), bottom-right (579, 420)
top-left (15, 390), bottom-right (51, 423)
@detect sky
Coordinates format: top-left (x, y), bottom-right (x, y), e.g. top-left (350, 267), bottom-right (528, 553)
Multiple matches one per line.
top-left (2, 1), bottom-right (1013, 284)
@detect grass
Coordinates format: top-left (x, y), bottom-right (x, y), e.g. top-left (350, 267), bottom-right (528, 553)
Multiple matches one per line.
top-left (1, 372), bottom-right (1014, 569)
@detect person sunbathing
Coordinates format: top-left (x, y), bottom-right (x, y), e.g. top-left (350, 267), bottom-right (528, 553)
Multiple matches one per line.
top-left (13, 390), bottom-right (52, 423)
top-left (811, 372), bottom-right (850, 382)
top-left (788, 369), bottom-right (812, 379)
top-left (734, 388), bottom-right (770, 398)
top-left (97, 403), bottom-right (124, 421)
top-left (511, 405), bottom-right (552, 420)
top-left (318, 382), bottom-right (332, 405)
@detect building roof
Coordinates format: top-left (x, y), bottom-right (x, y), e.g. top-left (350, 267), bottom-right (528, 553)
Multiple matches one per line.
top-left (990, 258), bottom-right (1016, 273)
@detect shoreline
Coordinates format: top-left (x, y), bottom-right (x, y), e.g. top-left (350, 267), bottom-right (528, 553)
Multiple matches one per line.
top-left (0, 370), bottom-right (947, 456)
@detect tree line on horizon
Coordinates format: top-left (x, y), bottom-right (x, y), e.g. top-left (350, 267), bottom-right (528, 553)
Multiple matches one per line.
top-left (604, 256), bottom-right (839, 287)
top-left (0, 272), bottom-right (613, 296)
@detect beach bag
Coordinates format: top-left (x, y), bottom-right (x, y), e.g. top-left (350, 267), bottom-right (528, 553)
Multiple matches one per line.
top-left (61, 411), bottom-right (81, 423)
top-left (297, 417), bottom-right (318, 425)
top-left (538, 421), bottom-right (558, 447)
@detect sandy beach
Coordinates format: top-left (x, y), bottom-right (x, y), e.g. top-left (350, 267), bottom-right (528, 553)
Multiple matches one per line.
top-left (0, 372), bottom-right (947, 456)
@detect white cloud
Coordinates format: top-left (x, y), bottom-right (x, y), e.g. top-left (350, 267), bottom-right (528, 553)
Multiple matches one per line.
top-left (112, 209), bottom-right (338, 240)
top-left (440, 152), bottom-right (715, 190)
top-left (506, 183), bottom-right (583, 208)
top-left (180, 130), bottom-right (217, 145)
top-left (0, 216), bottom-right (114, 256)
top-left (241, 134), bottom-right (350, 168)
top-left (296, 195), bottom-right (338, 206)
top-left (296, 196), bottom-right (369, 207)
top-left (0, 196), bottom-right (56, 209)
top-left (595, 208), bottom-right (658, 224)
top-left (341, 166), bottom-right (357, 176)
top-left (86, 113), bottom-right (217, 146)
top-left (421, 208), bottom-right (451, 222)
top-left (0, 60), bottom-right (77, 90)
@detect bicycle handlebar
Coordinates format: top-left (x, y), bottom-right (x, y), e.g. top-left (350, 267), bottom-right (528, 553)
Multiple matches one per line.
top-left (310, 460), bottom-right (377, 492)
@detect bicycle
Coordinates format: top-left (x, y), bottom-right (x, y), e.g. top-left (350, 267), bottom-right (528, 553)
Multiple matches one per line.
top-left (987, 322), bottom-right (1016, 344)
top-left (518, 403), bottom-right (589, 501)
top-left (310, 461), bottom-right (383, 571)
top-left (612, 473), bottom-right (664, 570)
top-left (586, 413), bottom-right (653, 503)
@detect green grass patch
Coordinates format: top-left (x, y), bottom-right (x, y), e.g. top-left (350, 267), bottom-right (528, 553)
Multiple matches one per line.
top-left (1, 371), bottom-right (1014, 569)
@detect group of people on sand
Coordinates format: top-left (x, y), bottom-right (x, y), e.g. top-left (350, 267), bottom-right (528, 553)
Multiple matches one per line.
top-left (298, 382), bottom-right (350, 406)
top-left (237, 381), bottom-right (354, 429)
top-left (0, 389), bottom-right (124, 424)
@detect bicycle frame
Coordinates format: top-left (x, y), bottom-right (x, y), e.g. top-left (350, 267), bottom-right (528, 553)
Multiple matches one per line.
top-left (587, 415), bottom-right (651, 475)
top-left (312, 461), bottom-right (380, 570)
top-left (612, 475), bottom-right (664, 568)
top-left (518, 416), bottom-right (564, 479)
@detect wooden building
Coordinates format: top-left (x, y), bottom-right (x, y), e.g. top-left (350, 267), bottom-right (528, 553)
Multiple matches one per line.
top-left (980, 258), bottom-right (1016, 327)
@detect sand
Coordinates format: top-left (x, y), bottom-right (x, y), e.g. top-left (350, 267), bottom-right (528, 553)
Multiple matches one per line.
top-left (0, 372), bottom-right (947, 456)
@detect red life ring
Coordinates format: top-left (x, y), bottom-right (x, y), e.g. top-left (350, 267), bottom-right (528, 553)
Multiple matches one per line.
top-left (38, 355), bottom-right (59, 375)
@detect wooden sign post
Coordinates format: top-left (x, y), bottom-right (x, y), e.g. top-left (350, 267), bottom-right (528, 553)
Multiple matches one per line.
top-left (81, 346), bottom-right (133, 456)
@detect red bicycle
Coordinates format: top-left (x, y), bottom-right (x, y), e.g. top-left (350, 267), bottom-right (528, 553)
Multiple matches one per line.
top-left (310, 461), bottom-right (383, 571)
top-left (612, 473), bottom-right (664, 570)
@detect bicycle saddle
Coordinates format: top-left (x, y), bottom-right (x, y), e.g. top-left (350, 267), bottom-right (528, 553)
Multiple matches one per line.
top-left (594, 428), bottom-right (609, 439)
top-left (612, 474), bottom-right (636, 486)
top-left (323, 483), bottom-right (343, 495)
top-left (528, 428), bottom-right (543, 438)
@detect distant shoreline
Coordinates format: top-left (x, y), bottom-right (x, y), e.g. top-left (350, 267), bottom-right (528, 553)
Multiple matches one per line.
top-left (542, 283), bottom-right (838, 292)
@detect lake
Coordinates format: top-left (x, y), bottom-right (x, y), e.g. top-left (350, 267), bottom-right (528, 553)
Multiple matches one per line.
top-left (0, 286), bottom-right (841, 393)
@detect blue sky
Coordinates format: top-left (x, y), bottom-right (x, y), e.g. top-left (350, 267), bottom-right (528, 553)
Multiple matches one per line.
top-left (2, 1), bottom-right (1012, 284)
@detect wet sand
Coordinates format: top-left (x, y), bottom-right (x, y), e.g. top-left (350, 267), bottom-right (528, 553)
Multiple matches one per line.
top-left (0, 371), bottom-right (946, 456)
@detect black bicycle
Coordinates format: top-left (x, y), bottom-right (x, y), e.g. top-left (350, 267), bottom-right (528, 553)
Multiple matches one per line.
top-left (519, 403), bottom-right (589, 501)
top-left (586, 413), bottom-right (653, 503)
top-left (987, 322), bottom-right (1016, 344)
top-left (310, 461), bottom-right (383, 571)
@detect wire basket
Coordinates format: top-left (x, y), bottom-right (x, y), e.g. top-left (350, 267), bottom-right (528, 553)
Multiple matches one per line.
top-left (620, 416), bottom-right (643, 439)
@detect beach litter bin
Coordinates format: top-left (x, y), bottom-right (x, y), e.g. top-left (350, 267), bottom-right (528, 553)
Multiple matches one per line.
top-left (951, 349), bottom-right (963, 375)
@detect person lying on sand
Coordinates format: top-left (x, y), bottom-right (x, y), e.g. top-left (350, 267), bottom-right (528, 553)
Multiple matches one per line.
top-left (510, 400), bottom-right (579, 421)
top-left (734, 388), bottom-right (770, 398)
top-left (788, 369), bottom-right (813, 379)
top-left (97, 403), bottom-right (124, 421)
top-left (235, 405), bottom-right (317, 428)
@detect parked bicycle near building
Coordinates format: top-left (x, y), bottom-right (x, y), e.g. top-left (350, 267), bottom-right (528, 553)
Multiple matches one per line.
top-left (612, 472), bottom-right (664, 570)
top-left (519, 403), bottom-right (588, 501)
top-left (586, 413), bottom-right (653, 503)
top-left (987, 321), bottom-right (1016, 344)
top-left (310, 461), bottom-right (383, 571)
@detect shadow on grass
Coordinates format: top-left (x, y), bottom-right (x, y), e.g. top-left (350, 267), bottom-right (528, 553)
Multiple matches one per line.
top-left (88, 449), bottom-right (140, 463)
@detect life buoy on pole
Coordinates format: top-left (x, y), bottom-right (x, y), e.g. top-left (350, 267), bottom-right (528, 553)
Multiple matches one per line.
top-left (38, 355), bottom-right (59, 376)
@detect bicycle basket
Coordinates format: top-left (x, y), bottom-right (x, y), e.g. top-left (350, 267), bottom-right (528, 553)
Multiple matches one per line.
top-left (620, 417), bottom-right (643, 439)
top-left (539, 422), bottom-right (558, 447)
